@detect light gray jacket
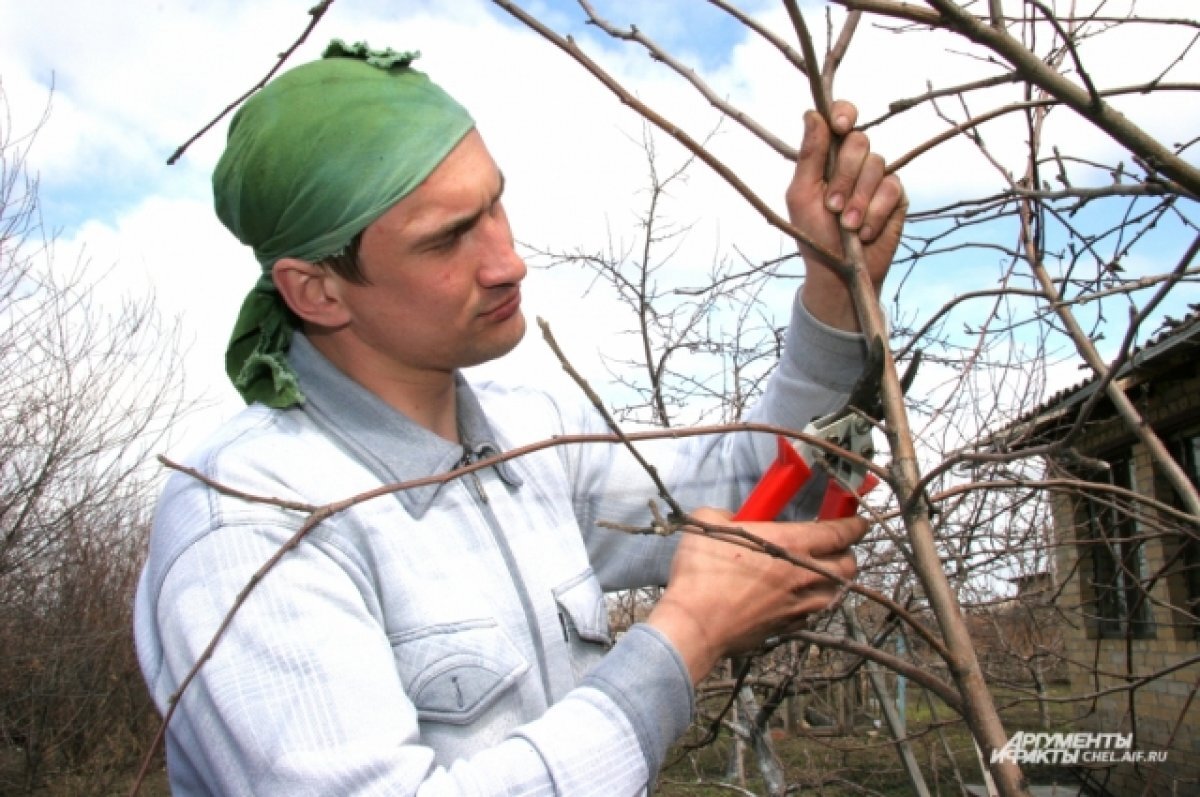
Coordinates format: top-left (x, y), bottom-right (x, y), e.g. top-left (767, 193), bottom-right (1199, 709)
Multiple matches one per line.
top-left (133, 296), bottom-right (867, 795)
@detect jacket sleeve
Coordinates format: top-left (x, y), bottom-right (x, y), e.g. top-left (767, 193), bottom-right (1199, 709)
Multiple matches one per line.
top-left (136, 514), bottom-right (693, 796)
top-left (555, 293), bottom-right (870, 591)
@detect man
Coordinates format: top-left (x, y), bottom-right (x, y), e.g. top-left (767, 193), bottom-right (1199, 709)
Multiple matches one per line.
top-left (135, 41), bottom-right (905, 795)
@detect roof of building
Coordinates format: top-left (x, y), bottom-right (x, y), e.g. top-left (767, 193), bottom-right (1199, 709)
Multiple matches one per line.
top-left (991, 306), bottom-right (1200, 447)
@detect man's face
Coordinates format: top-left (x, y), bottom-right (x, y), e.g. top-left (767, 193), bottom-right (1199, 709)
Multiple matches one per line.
top-left (329, 130), bottom-right (527, 382)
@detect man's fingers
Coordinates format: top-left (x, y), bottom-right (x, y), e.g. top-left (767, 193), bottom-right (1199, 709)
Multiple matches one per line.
top-left (841, 152), bottom-right (886, 234)
top-left (825, 130), bottom-right (870, 216)
top-left (693, 513), bottom-right (868, 560)
top-left (818, 548), bottom-right (859, 583)
top-left (690, 506), bottom-right (733, 525)
top-left (791, 110), bottom-right (832, 201)
top-left (827, 99), bottom-right (858, 136)
top-left (791, 581), bottom-right (841, 615)
top-left (860, 173), bottom-right (906, 243)
top-left (793, 546), bottom-right (858, 590)
top-left (798, 516), bottom-right (870, 558)
top-left (787, 548), bottom-right (858, 615)
top-left (684, 510), bottom-right (867, 584)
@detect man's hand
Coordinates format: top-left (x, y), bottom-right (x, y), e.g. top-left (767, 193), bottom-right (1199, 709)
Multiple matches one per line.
top-left (647, 507), bottom-right (866, 685)
top-left (789, 100), bottom-right (907, 331)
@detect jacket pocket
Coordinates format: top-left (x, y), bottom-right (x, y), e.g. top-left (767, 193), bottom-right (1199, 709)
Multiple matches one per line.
top-left (553, 569), bottom-right (612, 684)
top-left (389, 619), bottom-right (529, 726)
top-left (553, 568), bottom-right (612, 646)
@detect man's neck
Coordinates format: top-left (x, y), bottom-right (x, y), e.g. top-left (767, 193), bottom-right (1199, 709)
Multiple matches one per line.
top-left (304, 329), bottom-right (460, 443)
top-left (375, 376), bottom-right (460, 442)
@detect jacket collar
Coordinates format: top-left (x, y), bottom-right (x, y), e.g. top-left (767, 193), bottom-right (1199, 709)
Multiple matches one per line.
top-left (287, 333), bottom-right (521, 518)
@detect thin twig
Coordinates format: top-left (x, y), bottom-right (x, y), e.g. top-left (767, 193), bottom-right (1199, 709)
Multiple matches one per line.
top-left (912, 0), bottom-right (1200, 197)
top-left (538, 316), bottom-right (684, 518)
top-left (705, 0), bottom-right (809, 73)
top-left (165, 0), bottom-right (336, 165)
top-left (489, 0), bottom-right (847, 267)
top-left (580, 0), bottom-right (797, 160)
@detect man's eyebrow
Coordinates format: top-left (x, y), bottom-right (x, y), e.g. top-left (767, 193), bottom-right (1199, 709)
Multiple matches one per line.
top-left (411, 172), bottom-right (506, 252)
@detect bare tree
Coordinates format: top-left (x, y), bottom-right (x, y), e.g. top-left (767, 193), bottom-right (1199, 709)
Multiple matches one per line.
top-left (0, 85), bottom-right (190, 793)
top-left (527, 122), bottom-right (787, 430)
top-left (118, 2), bottom-right (1199, 795)
top-left (489, 2), bottom-right (1199, 796)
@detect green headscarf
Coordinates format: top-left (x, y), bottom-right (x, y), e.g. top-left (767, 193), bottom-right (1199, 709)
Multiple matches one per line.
top-left (213, 40), bottom-right (475, 408)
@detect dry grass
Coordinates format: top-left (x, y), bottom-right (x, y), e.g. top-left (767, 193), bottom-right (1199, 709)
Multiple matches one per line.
top-left (656, 684), bottom-right (1086, 796)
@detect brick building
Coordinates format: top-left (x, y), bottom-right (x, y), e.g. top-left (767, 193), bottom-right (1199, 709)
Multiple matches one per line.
top-left (1002, 314), bottom-right (1200, 795)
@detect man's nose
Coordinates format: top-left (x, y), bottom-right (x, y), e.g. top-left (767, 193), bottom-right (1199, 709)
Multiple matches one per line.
top-left (478, 216), bottom-right (526, 286)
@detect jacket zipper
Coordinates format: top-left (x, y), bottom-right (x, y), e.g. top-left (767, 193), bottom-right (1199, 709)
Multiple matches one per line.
top-left (460, 450), bottom-right (555, 706)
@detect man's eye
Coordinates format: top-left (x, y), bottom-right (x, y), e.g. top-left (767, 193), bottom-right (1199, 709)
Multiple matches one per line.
top-left (433, 230), bottom-right (465, 251)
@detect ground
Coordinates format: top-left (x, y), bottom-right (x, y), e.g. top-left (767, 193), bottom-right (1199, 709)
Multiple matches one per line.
top-left (656, 683), bottom-right (1092, 796)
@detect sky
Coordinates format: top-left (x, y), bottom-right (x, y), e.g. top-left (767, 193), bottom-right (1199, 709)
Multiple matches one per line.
top-left (1, 0), bottom-right (1197, 456)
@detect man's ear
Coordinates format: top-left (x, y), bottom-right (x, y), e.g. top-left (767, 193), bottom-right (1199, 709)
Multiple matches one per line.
top-left (272, 258), bottom-right (350, 328)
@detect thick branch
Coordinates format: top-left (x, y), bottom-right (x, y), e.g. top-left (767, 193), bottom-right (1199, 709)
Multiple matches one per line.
top-left (787, 5), bottom-right (1028, 795)
top-left (1017, 204), bottom-right (1200, 519)
top-left (909, 0), bottom-right (1200, 198)
top-left (787, 628), bottom-right (963, 712)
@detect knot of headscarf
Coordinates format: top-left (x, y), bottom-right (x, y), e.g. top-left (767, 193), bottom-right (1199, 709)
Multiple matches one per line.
top-left (213, 39), bottom-right (475, 408)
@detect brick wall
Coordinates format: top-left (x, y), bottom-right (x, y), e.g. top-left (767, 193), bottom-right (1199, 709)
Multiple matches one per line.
top-left (1049, 369), bottom-right (1200, 795)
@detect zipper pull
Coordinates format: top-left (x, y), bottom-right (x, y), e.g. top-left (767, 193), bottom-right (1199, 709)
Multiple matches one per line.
top-left (558, 610), bottom-right (570, 642)
top-left (468, 469), bottom-right (489, 503)
top-left (456, 448), bottom-right (487, 503)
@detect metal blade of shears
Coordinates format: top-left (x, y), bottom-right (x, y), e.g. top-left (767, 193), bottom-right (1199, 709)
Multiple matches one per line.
top-left (733, 412), bottom-right (878, 521)
top-left (733, 341), bottom-right (886, 522)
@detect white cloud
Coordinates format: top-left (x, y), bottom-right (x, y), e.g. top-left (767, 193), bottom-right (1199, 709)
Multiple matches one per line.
top-left (2, 0), bottom-right (1196, 453)
top-left (46, 193), bottom-right (249, 452)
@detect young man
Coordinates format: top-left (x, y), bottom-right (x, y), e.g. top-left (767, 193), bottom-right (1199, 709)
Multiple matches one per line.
top-left (135, 41), bottom-right (905, 795)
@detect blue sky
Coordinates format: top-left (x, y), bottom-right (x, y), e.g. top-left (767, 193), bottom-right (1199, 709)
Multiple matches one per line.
top-left (1, 0), bottom-right (1196, 455)
top-left (5, 0), bottom-right (772, 233)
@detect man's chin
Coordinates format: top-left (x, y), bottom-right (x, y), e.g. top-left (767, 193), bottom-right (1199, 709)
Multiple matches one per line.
top-left (498, 312), bottom-right (528, 356)
top-left (467, 312), bottom-right (527, 367)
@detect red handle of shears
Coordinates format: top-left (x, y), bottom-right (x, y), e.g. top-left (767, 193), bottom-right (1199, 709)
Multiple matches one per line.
top-left (733, 437), bottom-right (812, 521)
top-left (816, 470), bottom-right (879, 521)
top-left (733, 436), bottom-right (877, 522)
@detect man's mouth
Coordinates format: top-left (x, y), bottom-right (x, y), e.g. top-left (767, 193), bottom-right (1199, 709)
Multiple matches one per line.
top-left (481, 290), bottom-right (522, 321)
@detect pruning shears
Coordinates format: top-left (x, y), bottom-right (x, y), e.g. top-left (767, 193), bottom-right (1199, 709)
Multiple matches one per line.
top-left (734, 343), bottom-right (890, 522)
